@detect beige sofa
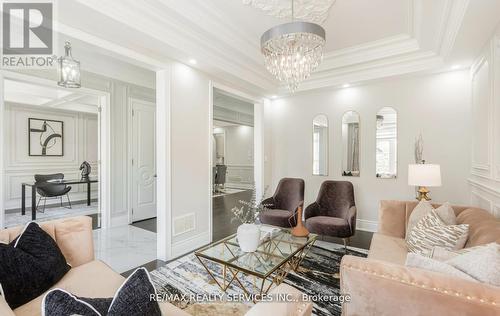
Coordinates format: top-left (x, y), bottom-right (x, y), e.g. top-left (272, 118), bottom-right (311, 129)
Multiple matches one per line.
top-left (0, 216), bottom-right (312, 316)
top-left (340, 200), bottom-right (500, 316)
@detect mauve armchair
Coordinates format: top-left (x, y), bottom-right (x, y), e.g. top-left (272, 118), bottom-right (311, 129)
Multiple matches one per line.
top-left (259, 178), bottom-right (305, 228)
top-left (304, 181), bottom-right (356, 249)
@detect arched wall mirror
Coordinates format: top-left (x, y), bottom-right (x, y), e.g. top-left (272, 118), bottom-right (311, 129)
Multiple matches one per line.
top-left (312, 114), bottom-right (328, 176)
top-left (342, 111), bottom-right (360, 177)
top-left (376, 107), bottom-right (398, 178)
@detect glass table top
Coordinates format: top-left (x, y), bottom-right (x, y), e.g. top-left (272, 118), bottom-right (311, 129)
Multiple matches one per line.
top-left (195, 227), bottom-right (317, 278)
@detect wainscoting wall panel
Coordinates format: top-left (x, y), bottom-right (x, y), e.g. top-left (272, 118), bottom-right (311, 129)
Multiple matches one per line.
top-left (3, 103), bottom-right (98, 210)
top-left (4, 66), bottom-right (156, 227)
top-left (468, 32), bottom-right (500, 217)
top-left (225, 165), bottom-right (254, 189)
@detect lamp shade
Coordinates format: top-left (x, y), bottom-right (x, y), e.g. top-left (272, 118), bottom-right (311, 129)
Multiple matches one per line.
top-left (408, 164), bottom-right (441, 187)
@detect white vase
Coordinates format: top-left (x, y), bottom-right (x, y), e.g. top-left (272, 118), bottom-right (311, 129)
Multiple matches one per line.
top-left (237, 223), bottom-right (260, 252)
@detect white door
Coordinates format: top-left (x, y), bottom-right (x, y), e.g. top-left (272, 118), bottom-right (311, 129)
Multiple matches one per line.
top-left (131, 100), bottom-right (156, 222)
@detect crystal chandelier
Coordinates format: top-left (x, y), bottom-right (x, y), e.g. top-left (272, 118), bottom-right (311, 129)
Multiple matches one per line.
top-left (260, 0), bottom-right (326, 92)
top-left (58, 41), bottom-right (81, 88)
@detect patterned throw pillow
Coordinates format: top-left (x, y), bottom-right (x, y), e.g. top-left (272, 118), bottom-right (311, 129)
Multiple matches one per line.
top-left (406, 201), bottom-right (457, 239)
top-left (406, 210), bottom-right (469, 256)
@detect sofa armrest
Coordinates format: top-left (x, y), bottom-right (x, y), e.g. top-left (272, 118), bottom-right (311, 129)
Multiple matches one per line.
top-left (378, 200), bottom-right (408, 238)
top-left (0, 295), bottom-right (15, 316)
top-left (245, 284), bottom-right (312, 316)
top-left (340, 255), bottom-right (500, 316)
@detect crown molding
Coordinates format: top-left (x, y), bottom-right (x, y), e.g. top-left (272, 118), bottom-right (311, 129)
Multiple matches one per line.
top-left (286, 52), bottom-right (442, 93)
top-left (72, 0), bottom-right (470, 95)
top-left (435, 0), bottom-right (470, 58)
top-left (320, 35), bottom-right (419, 69)
top-left (74, 0), bottom-right (277, 91)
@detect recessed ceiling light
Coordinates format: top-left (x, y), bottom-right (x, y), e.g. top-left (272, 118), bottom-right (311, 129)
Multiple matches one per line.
top-left (271, 95), bottom-right (278, 99)
top-left (342, 83), bottom-right (350, 88)
top-left (451, 64), bottom-right (461, 70)
top-left (189, 59), bottom-right (197, 65)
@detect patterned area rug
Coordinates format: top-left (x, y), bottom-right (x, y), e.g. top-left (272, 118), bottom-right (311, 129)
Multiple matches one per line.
top-left (151, 244), bottom-right (367, 316)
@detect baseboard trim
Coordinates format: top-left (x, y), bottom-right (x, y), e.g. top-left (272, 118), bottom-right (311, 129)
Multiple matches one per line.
top-left (172, 231), bottom-right (210, 258)
top-left (356, 219), bottom-right (378, 232)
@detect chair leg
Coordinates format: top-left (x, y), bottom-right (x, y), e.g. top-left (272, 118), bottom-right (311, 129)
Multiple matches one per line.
top-left (342, 238), bottom-right (349, 252)
top-left (60, 196), bottom-right (63, 207)
top-left (40, 197), bottom-right (46, 213)
top-left (66, 194), bottom-right (72, 209)
top-left (36, 196), bottom-right (42, 211)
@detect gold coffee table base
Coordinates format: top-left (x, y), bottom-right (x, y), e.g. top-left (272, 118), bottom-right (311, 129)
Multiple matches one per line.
top-left (195, 231), bottom-right (316, 299)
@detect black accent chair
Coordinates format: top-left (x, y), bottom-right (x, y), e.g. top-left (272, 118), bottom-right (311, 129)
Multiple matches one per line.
top-left (213, 165), bottom-right (227, 193)
top-left (304, 181), bottom-right (356, 250)
top-left (259, 178), bottom-right (305, 228)
top-left (34, 174), bottom-right (72, 213)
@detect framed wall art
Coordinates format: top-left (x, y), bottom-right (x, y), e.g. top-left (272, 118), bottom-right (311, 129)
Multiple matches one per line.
top-left (28, 118), bottom-right (64, 156)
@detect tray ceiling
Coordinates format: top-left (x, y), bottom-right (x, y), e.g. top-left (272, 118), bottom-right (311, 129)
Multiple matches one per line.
top-left (54, 0), bottom-right (500, 96)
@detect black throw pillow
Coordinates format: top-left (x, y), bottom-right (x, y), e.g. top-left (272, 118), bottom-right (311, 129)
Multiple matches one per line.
top-left (42, 289), bottom-right (111, 316)
top-left (42, 268), bottom-right (161, 316)
top-left (108, 267), bottom-right (161, 316)
top-left (0, 222), bottom-right (70, 309)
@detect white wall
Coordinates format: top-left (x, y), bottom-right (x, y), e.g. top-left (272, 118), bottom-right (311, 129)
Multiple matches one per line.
top-left (468, 29), bottom-right (500, 217)
top-left (157, 62), bottom-right (263, 259)
top-left (266, 70), bottom-right (472, 230)
top-left (169, 63), bottom-right (211, 249)
top-left (225, 126), bottom-right (254, 165)
top-left (3, 103), bottom-right (98, 210)
top-left (218, 125), bottom-right (254, 189)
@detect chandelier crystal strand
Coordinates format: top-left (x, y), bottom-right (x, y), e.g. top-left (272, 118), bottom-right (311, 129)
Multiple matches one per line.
top-left (260, 0), bottom-right (326, 92)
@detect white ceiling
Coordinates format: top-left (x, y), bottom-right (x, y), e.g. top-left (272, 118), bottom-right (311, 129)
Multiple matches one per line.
top-left (53, 0), bottom-right (500, 96)
top-left (4, 80), bottom-right (100, 114)
top-left (214, 88), bottom-right (254, 115)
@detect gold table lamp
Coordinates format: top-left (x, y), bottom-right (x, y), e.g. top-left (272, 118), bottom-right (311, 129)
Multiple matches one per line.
top-left (408, 164), bottom-right (442, 201)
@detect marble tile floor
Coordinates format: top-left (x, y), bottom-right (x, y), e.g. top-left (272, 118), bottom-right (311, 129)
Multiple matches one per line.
top-left (93, 224), bottom-right (157, 274)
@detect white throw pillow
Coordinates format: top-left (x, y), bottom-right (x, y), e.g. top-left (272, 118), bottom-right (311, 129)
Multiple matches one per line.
top-left (430, 244), bottom-right (488, 261)
top-left (406, 201), bottom-right (457, 239)
top-left (406, 210), bottom-right (468, 256)
top-left (446, 242), bottom-right (500, 287)
top-left (405, 253), bottom-right (477, 282)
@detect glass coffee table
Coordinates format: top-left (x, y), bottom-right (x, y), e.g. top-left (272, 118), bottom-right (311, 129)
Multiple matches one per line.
top-left (195, 228), bottom-right (317, 296)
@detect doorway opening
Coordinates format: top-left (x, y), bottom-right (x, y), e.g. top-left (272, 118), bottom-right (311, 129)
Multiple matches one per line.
top-left (211, 88), bottom-right (254, 241)
top-left (0, 72), bottom-right (110, 230)
top-left (128, 98), bottom-right (157, 227)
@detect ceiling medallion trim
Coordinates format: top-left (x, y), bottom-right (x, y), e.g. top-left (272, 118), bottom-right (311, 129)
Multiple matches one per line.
top-left (243, 0), bottom-right (336, 24)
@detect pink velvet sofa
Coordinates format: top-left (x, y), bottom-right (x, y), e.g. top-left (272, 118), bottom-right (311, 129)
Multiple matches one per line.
top-left (0, 216), bottom-right (312, 316)
top-left (340, 200), bottom-right (500, 316)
